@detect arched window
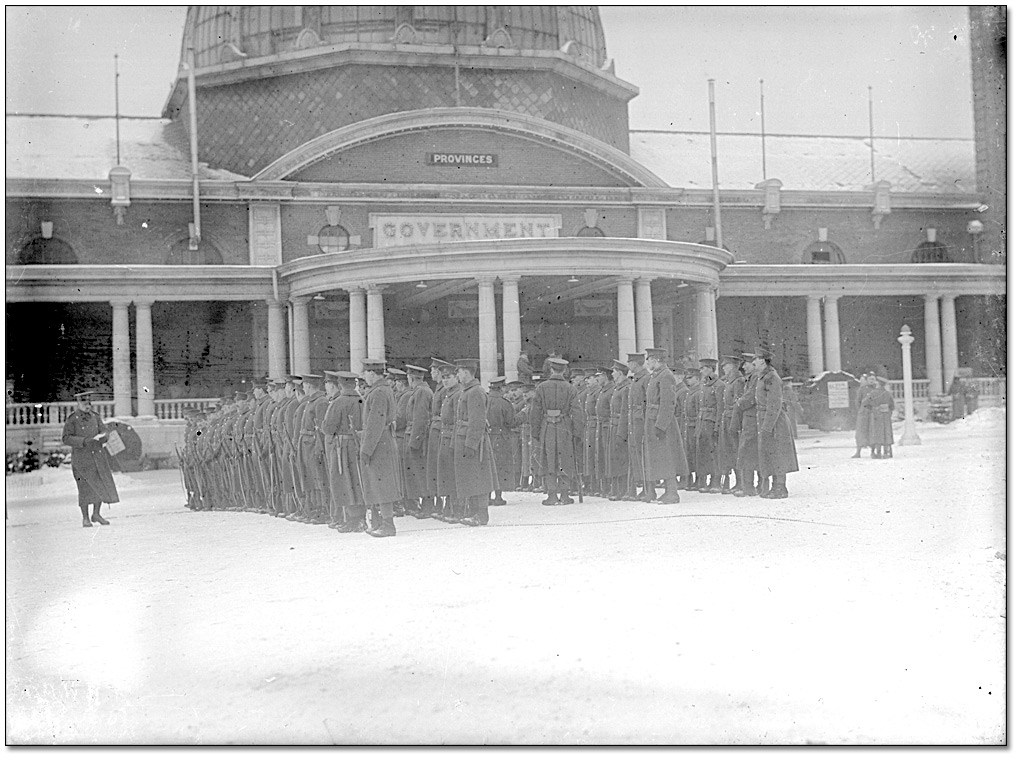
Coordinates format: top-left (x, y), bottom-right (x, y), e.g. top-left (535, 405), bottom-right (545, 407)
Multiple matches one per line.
top-left (911, 240), bottom-right (950, 263)
top-left (17, 237), bottom-right (77, 264)
top-left (803, 241), bottom-right (846, 264)
top-left (165, 238), bottom-right (224, 265)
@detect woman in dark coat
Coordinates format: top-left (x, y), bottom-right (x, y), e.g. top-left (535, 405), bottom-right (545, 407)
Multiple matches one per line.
top-left (852, 374), bottom-right (874, 458)
top-left (61, 390), bottom-right (120, 527)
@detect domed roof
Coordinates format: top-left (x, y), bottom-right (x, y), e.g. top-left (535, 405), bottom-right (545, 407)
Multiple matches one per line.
top-left (182, 6), bottom-right (607, 69)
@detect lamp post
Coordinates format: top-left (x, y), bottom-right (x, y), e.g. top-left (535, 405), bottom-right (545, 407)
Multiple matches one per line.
top-left (898, 324), bottom-right (921, 445)
top-left (967, 220), bottom-right (984, 263)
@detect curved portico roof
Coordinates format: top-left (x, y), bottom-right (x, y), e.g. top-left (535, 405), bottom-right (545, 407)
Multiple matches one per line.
top-left (252, 107), bottom-right (669, 187)
top-left (277, 237), bottom-right (731, 298)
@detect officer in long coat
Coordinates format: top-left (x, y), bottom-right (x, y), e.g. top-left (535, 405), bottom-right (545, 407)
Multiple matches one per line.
top-left (582, 371), bottom-right (600, 495)
top-left (401, 365), bottom-right (434, 517)
top-left (852, 373), bottom-right (875, 458)
top-left (594, 367), bottom-right (615, 495)
top-left (298, 374), bottom-right (330, 523)
top-left (731, 354), bottom-right (761, 497)
top-left (863, 374), bottom-right (895, 459)
top-left (485, 376), bottom-right (516, 506)
top-left (436, 364), bottom-right (462, 521)
top-left (360, 359), bottom-right (402, 536)
top-left (751, 348), bottom-right (799, 499)
top-left (61, 390), bottom-right (120, 527)
top-left (607, 361), bottom-right (631, 500)
top-left (678, 368), bottom-right (700, 490)
top-left (425, 358), bottom-right (450, 514)
top-left (454, 359), bottom-right (495, 526)
top-left (529, 357), bottom-right (584, 505)
top-left (278, 376), bottom-right (304, 517)
top-left (694, 358), bottom-right (724, 492)
top-left (642, 347), bottom-right (685, 504)
top-left (321, 371), bottom-right (366, 532)
top-left (716, 356), bottom-right (745, 494)
top-left (625, 352), bottom-right (653, 501)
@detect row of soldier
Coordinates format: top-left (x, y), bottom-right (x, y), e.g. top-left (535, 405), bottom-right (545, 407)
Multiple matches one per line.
top-left (179, 346), bottom-right (799, 537)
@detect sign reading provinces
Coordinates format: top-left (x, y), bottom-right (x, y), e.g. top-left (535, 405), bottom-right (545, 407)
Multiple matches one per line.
top-left (370, 214), bottom-right (562, 248)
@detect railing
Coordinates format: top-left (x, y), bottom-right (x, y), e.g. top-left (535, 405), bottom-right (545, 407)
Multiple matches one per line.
top-left (888, 377), bottom-right (1006, 403)
top-left (6, 398), bottom-right (219, 426)
top-left (887, 380), bottom-right (931, 401)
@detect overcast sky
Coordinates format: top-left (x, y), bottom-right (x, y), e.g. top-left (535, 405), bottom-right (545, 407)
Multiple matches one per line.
top-left (5, 5), bottom-right (974, 138)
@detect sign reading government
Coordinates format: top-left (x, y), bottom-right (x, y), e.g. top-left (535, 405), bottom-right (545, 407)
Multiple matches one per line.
top-left (427, 152), bottom-right (498, 167)
top-left (370, 214), bottom-right (562, 248)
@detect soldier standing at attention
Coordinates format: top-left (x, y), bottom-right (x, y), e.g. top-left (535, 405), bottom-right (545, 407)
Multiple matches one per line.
top-left (642, 348), bottom-right (685, 504)
top-left (731, 354), bottom-right (761, 497)
top-left (607, 361), bottom-right (631, 500)
top-left (751, 348), bottom-right (799, 499)
top-left (388, 368), bottom-right (412, 517)
top-left (453, 359), bottom-right (495, 526)
top-left (485, 376), bottom-right (516, 506)
top-left (437, 364), bottom-right (465, 522)
top-left (517, 351), bottom-right (535, 381)
top-left (425, 358), bottom-right (450, 516)
top-left (298, 374), bottom-right (330, 523)
top-left (715, 357), bottom-right (744, 494)
top-left (680, 369), bottom-right (700, 490)
top-left (594, 366), bottom-right (615, 497)
top-left (359, 359), bottom-right (402, 537)
top-left (321, 370), bottom-right (366, 533)
top-left (505, 380), bottom-right (525, 490)
top-left (61, 390), bottom-right (120, 527)
top-left (287, 378), bottom-right (315, 519)
top-left (625, 352), bottom-right (653, 501)
top-left (403, 364), bottom-right (434, 517)
top-left (530, 357), bottom-right (584, 505)
top-left (694, 358), bottom-right (724, 492)
top-left (278, 376), bottom-right (304, 517)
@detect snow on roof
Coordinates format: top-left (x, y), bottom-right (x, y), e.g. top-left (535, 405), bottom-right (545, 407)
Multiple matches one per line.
top-left (629, 131), bottom-right (976, 194)
top-left (5, 115), bottom-right (246, 181)
top-left (6, 114), bottom-right (974, 194)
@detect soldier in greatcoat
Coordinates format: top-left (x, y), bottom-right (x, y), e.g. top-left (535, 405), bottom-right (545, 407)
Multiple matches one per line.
top-left (642, 348), bottom-right (685, 504)
top-left (388, 368), bottom-right (413, 517)
top-left (434, 363), bottom-right (461, 521)
top-left (715, 356), bottom-right (745, 494)
top-left (277, 375), bottom-right (304, 517)
top-left (731, 354), bottom-right (761, 497)
top-left (694, 358), bottom-right (724, 492)
top-left (625, 352), bottom-right (653, 501)
top-left (359, 359), bottom-right (402, 537)
top-left (403, 365), bottom-right (434, 516)
top-left (751, 348), bottom-right (799, 499)
top-left (582, 371), bottom-right (600, 495)
top-left (607, 361), bottom-right (631, 500)
top-left (852, 373), bottom-right (875, 458)
top-left (529, 357), bottom-right (584, 505)
top-left (61, 390), bottom-right (120, 527)
top-left (454, 359), bottom-right (495, 526)
top-left (863, 374), bottom-right (895, 459)
top-left (425, 358), bottom-right (450, 515)
top-left (287, 379), bottom-right (315, 519)
top-left (594, 366), bottom-right (615, 496)
top-left (321, 371), bottom-right (366, 532)
top-left (297, 374), bottom-right (330, 523)
top-left (485, 376), bottom-right (516, 506)
top-left (505, 380), bottom-right (525, 489)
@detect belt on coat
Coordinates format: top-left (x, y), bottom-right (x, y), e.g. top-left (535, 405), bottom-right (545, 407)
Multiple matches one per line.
top-left (299, 431), bottom-right (318, 437)
top-left (329, 433), bottom-right (355, 441)
top-left (545, 410), bottom-right (563, 420)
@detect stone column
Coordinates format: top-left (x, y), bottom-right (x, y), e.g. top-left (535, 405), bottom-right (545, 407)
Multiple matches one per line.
top-left (923, 294), bottom-right (943, 396)
top-left (366, 284), bottom-right (386, 360)
top-left (634, 277), bottom-right (655, 352)
top-left (823, 295), bottom-right (842, 372)
top-left (805, 295), bottom-right (824, 377)
top-left (940, 294), bottom-right (959, 392)
top-left (501, 276), bottom-right (522, 381)
top-left (134, 300), bottom-right (155, 417)
top-left (616, 278), bottom-right (636, 361)
top-left (478, 276), bottom-right (498, 385)
top-left (654, 305), bottom-right (675, 362)
top-left (111, 299), bottom-right (132, 417)
top-left (266, 299), bottom-right (288, 381)
top-left (347, 287), bottom-right (367, 374)
top-left (251, 302), bottom-right (268, 378)
top-left (291, 296), bottom-right (311, 375)
top-left (693, 284), bottom-right (719, 360)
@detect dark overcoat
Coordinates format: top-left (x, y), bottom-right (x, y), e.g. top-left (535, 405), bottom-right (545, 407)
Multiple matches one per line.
top-left (732, 378), bottom-right (760, 472)
top-left (696, 378), bottom-right (723, 475)
top-left (608, 380), bottom-right (630, 478)
top-left (62, 408), bottom-right (120, 507)
top-left (863, 387), bottom-right (895, 446)
top-left (854, 385), bottom-right (872, 447)
top-left (360, 379), bottom-right (402, 505)
top-left (486, 391), bottom-right (516, 490)
top-left (755, 367), bottom-right (800, 476)
top-left (595, 383), bottom-right (614, 479)
top-left (583, 387), bottom-right (599, 476)
top-left (321, 390), bottom-right (364, 509)
top-left (627, 370), bottom-right (650, 481)
top-left (716, 374), bottom-right (744, 473)
top-left (454, 379), bottom-right (495, 498)
top-left (426, 384), bottom-right (448, 496)
top-left (437, 385), bottom-right (460, 497)
top-left (299, 391), bottom-right (329, 495)
top-left (404, 383), bottom-right (433, 498)
top-left (529, 377), bottom-right (584, 478)
top-left (643, 366), bottom-right (687, 479)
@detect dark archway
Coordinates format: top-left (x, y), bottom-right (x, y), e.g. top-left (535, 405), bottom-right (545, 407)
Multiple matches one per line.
top-left (16, 237), bottom-right (77, 265)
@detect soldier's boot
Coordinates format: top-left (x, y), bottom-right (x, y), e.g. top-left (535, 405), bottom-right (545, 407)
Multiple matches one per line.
top-left (80, 504), bottom-right (94, 528)
top-left (883, 445), bottom-right (893, 459)
top-left (758, 475), bottom-right (774, 498)
top-left (852, 447), bottom-right (862, 459)
top-left (656, 478), bottom-right (680, 504)
top-left (370, 513), bottom-right (397, 538)
top-left (558, 490), bottom-right (574, 505)
top-left (638, 482), bottom-right (656, 502)
top-left (431, 496), bottom-right (446, 520)
top-left (542, 476), bottom-right (560, 505)
top-left (367, 507), bottom-right (382, 533)
top-left (491, 490), bottom-right (507, 506)
top-left (90, 503), bottom-right (110, 525)
top-left (720, 473), bottom-right (733, 494)
top-left (684, 474), bottom-right (699, 492)
top-left (453, 499), bottom-right (468, 521)
top-left (764, 473), bottom-right (788, 499)
top-left (870, 446), bottom-right (881, 459)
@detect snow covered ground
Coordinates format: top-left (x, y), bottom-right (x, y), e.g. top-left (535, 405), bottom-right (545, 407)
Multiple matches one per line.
top-left (5, 415), bottom-right (1005, 745)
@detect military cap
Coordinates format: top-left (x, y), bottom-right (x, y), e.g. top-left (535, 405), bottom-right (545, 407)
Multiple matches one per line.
top-left (740, 352), bottom-right (757, 360)
top-left (646, 347), bottom-right (669, 360)
top-left (362, 358), bottom-right (386, 372)
top-left (438, 363), bottom-right (458, 376)
top-left (684, 367), bottom-right (701, 377)
top-left (268, 378), bottom-right (287, 387)
top-left (387, 368), bottom-right (407, 378)
top-left (73, 389), bottom-right (98, 399)
top-left (505, 380), bottom-right (524, 388)
top-left (531, 373), bottom-right (544, 382)
top-left (612, 359), bottom-right (629, 373)
top-left (755, 348), bottom-right (774, 361)
top-left (570, 368), bottom-right (586, 378)
top-left (781, 376), bottom-right (794, 382)
top-left (251, 377), bottom-right (269, 388)
top-left (430, 357), bottom-right (448, 368)
top-left (234, 391), bottom-right (250, 401)
top-left (547, 357), bottom-right (569, 369)
top-left (597, 366), bottom-right (614, 377)
top-left (323, 370), bottom-right (340, 380)
top-left (489, 376), bottom-right (506, 387)
top-left (406, 364), bottom-right (428, 377)
top-left (698, 357), bottom-right (718, 368)
top-left (334, 370), bottom-right (359, 382)
top-left (288, 374), bottom-right (304, 382)
top-left (626, 352), bottom-right (646, 364)
top-left (455, 358), bottom-right (479, 371)
top-left (300, 373), bottom-right (323, 383)
top-left (721, 355), bottom-right (742, 364)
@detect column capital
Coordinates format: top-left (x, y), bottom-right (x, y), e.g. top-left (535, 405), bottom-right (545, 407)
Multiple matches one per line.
top-left (476, 275), bottom-right (496, 286)
top-left (806, 294), bottom-right (825, 302)
top-left (366, 283), bottom-right (385, 296)
top-left (109, 298), bottom-right (132, 308)
top-left (635, 276), bottom-right (653, 286)
top-left (291, 295), bottom-right (311, 306)
top-left (616, 276), bottom-right (635, 287)
top-left (692, 282), bottom-right (714, 294)
top-left (344, 285), bottom-right (366, 296)
top-left (133, 298), bottom-right (154, 309)
top-left (939, 293), bottom-right (960, 301)
top-left (823, 293), bottom-right (841, 303)
top-left (265, 298), bottom-right (286, 308)
top-left (499, 274), bottom-right (520, 284)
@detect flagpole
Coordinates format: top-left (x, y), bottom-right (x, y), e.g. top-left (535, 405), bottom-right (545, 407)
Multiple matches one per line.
top-left (868, 85), bottom-right (876, 184)
top-left (708, 79), bottom-right (724, 249)
top-left (114, 54), bottom-right (121, 165)
top-left (759, 78), bottom-right (767, 181)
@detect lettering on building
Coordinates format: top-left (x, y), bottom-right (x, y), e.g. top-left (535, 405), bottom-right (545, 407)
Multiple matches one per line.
top-left (427, 153), bottom-right (498, 167)
top-left (370, 214), bottom-right (562, 248)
